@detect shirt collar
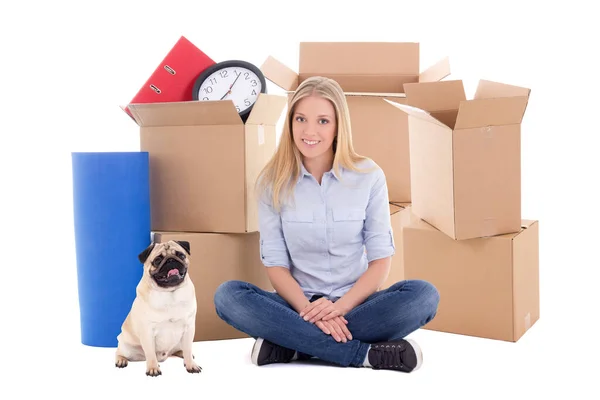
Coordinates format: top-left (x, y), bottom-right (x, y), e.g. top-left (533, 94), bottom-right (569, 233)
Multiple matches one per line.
top-left (297, 162), bottom-right (342, 184)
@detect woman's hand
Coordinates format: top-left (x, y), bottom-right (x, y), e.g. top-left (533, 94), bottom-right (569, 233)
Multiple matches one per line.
top-left (315, 317), bottom-right (353, 343)
top-left (300, 297), bottom-right (348, 323)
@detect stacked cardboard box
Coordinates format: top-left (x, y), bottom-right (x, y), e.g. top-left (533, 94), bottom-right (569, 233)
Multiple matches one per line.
top-left (261, 42), bottom-right (451, 203)
top-left (260, 42), bottom-right (539, 342)
top-left (385, 79), bottom-right (540, 342)
top-left (124, 37), bottom-right (287, 342)
top-left (122, 39), bottom-right (540, 344)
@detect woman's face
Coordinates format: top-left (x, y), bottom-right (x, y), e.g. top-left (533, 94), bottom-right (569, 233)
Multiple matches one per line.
top-left (291, 95), bottom-right (337, 162)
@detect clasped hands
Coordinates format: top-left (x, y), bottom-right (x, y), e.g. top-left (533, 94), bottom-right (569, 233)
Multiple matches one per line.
top-left (299, 297), bottom-right (352, 343)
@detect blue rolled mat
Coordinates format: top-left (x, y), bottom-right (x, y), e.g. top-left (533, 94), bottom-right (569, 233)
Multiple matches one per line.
top-left (71, 152), bottom-right (150, 348)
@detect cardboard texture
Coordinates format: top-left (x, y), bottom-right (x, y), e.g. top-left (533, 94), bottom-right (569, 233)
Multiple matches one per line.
top-left (122, 36), bottom-right (216, 118)
top-left (385, 79), bottom-right (531, 240)
top-left (129, 93), bottom-right (287, 233)
top-left (261, 42), bottom-right (451, 203)
top-left (153, 231), bottom-right (273, 342)
top-left (402, 210), bottom-right (539, 342)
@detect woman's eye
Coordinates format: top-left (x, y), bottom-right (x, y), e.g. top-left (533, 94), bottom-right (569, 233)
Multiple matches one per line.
top-left (319, 119), bottom-right (329, 124)
top-left (295, 116), bottom-right (305, 122)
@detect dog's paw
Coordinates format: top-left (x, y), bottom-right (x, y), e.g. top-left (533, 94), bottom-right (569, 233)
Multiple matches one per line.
top-left (185, 361), bottom-right (202, 374)
top-left (115, 355), bottom-right (129, 368)
top-left (146, 362), bottom-right (162, 377)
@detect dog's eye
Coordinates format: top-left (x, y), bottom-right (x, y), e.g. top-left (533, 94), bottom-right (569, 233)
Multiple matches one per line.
top-left (176, 251), bottom-right (186, 260)
top-left (153, 256), bottom-right (163, 266)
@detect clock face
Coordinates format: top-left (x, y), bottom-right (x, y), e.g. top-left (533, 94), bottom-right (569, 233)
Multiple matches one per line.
top-left (196, 66), bottom-right (263, 114)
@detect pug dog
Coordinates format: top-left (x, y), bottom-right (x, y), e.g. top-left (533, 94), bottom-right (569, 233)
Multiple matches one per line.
top-left (114, 239), bottom-right (201, 377)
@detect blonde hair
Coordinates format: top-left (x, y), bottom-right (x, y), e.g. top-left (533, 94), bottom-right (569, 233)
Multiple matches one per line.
top-left (255, 76), bottom-right (370, 211)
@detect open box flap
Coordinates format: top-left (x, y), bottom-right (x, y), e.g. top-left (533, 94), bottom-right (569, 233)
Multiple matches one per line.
top-left (128, 100), bottom-right (241, 127)
top-left (299, 42), bottom-right (420, 76)
top-left (419, 56), bottom-right (451, 83)
top-left (404, 80), bottom-right (466, 113)
top-left (384, 99), bottom-right (451, 130)
top-left (454, 96), bottom-right (530, 130)
top-left (261, 56), bottom-right (299, 91)
top-left (474, 79), bottom-right (531, 100)
top-left (245, 93), bottom-right (288, 126)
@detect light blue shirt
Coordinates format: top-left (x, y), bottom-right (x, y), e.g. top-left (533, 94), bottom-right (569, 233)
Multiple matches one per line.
top-left (258, 158), bottom-right (396, 301)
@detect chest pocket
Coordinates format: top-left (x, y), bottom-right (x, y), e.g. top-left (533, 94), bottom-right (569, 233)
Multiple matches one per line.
top-left (281, 210), bottom-right (314, 251)
top-left (332, 207), bottom-right (365, 245)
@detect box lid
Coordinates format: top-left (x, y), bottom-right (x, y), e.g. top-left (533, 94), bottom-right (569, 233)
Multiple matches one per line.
top-left (245, 93), bottom-right (287, 126)
top-left (418, 57), bottom-right (451, 83)
top-left (405, 217), bottom-right (537, 240)
top-left (454, 96), bottom-right (529, 130)
top-left (404, 80), bottom-right (466, 113)
top-left (128, 100), bottom-right (241, 127)
top-left (261, 56), bottom-right (299, 91)
top-left (383, 99), bottom-right (451, 130)
top-left (403, 80), bottom-right (466, 128)
top-left (262, 42), bottom-right (449, 94)
top-left (474, 79), bottom-right (531, 100)
top-left (299, 42), bottom-right (420, 93)
top-left (454, 79), bottom-right (530, 129)
top-left (299, 42), bottom-right (419, 76)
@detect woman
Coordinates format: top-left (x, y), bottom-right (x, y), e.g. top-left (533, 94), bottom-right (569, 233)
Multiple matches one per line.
top-left (213, 76), bottom-right (440, 373)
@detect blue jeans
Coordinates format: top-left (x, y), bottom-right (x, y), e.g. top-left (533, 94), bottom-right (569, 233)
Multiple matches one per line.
top-left (213, 279), bottom-right (440, 367)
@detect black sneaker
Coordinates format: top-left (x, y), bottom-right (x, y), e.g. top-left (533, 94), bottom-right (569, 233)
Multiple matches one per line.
top-left (367, 338), bottom-right (423, 372)
top-left (251, 338), bottom-right (306, 366)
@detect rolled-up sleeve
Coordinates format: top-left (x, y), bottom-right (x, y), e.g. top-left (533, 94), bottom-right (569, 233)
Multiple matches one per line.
top-left (364, 168), bottom-right (396, 262)
top-left (258, 193), bottom-right (292, 268)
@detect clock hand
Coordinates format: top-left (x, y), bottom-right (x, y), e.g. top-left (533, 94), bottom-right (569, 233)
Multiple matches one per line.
top-left (230, 72), bottom-right (241, 88)
top-left (220, 73), bottom-right (242, 100)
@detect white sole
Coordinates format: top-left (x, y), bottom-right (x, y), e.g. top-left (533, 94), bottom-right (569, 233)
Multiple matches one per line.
top-left (250, 337), bottom-right (264, 365)
top-left (406, 338), bottom-right (423, 371)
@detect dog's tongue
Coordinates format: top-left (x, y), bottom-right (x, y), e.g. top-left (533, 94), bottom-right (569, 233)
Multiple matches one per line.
top-left (167, 268), bottom-right (179, 277)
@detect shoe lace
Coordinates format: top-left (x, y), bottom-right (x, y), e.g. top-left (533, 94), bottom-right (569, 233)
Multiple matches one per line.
top-left (371, 343), bottom-right (406, 369)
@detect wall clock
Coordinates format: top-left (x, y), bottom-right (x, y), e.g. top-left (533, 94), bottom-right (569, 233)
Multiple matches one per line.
top-left (192, 60), bottom-right (267, 122)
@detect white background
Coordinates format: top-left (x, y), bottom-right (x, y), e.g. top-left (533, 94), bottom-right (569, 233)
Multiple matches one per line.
top-left (1, 0), bottom-right (598, 398)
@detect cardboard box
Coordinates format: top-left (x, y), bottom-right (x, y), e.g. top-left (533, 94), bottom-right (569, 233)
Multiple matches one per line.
top-left (385, 79), bottom-right (531, 240)
top-left (402, 208), bottom-right (539, 342)
top-left (261, 42), bottom-right (451, 203)
top-left (379, 202), bottom-right (413, 290)
top-left (128, 94), bottom-right (287, 233)
top-left (122, 36), bottom-right (216, 118)
top-left (153, 230), bottom-right (273, 342)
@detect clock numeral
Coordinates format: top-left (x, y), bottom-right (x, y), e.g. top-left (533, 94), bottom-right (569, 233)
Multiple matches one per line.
top-left (244, 72), bottom-right (250, 80)
top-left (220, 70), bottom-right (229, 78)
top-left (202, 97), bottom-right (209, 101)
top-left (234, 70), bottom-right (241, 77)
top-left (244, 98), bottom-right (251, 107)
top-left (203, 86), bottom-right (213, 94)
top-left (251, 79), bottom-right (257, 87)
top-left (210, 78), bottom-right (218, 85)
top-left (252, 89), bottom-right (257, 96)
top-left (236, 105), bottom-right (240, 112)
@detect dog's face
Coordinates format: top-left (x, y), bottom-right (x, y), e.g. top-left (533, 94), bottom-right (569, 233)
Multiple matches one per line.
top-left (138, 240), bottom-right (191, 289)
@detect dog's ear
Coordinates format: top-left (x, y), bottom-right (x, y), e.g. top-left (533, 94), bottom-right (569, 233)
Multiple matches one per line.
top-left (138, 243), bottom-right (156, 264)
top-left (175, 240), bottom-right (191, 255)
